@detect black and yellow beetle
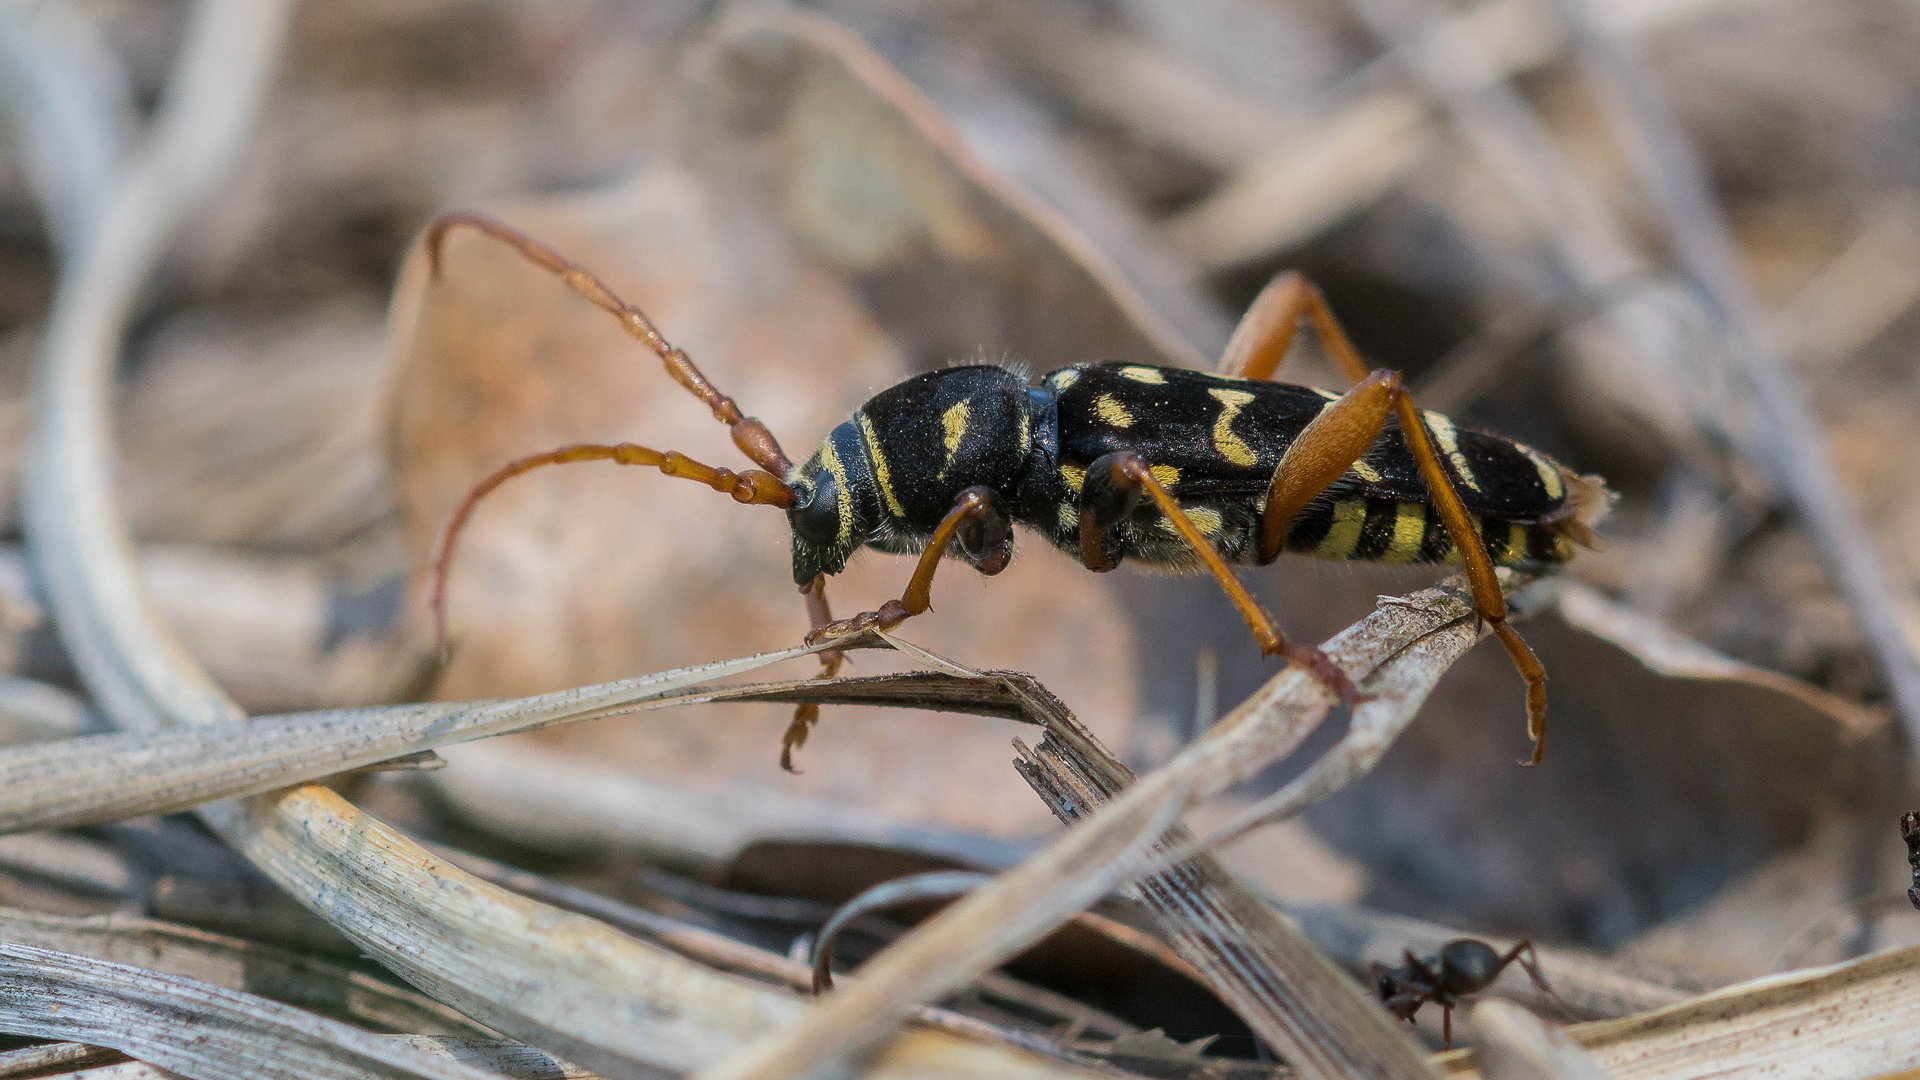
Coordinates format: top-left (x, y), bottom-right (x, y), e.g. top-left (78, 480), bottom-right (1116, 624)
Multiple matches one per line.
top-left (424, 213), bottom-right (1612, 770)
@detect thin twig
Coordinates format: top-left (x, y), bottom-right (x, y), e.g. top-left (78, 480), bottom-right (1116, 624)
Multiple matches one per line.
top-left (0, 641), bottom-right (839, 835)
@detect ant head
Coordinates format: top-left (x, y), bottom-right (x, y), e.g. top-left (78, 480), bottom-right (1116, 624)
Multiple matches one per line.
top-left (1436, 939), bottom-right (1505, 992)
top-left (788, 422), bottom-right (879, 585)
top-left (1374, 967), bottom-right (1401, 1002)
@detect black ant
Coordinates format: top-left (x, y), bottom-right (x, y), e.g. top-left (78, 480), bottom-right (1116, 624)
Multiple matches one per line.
top-left (1372, 938), bottom-right (1565, 1048)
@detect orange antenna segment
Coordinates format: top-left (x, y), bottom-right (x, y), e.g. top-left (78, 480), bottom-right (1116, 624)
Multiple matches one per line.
top-left (428, 442), bottom-right (794, 654)
top-left (424, 212), bottom-right (794, 476)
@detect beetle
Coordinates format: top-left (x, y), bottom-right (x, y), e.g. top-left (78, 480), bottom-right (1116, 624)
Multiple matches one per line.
top-left (422, 212), bottom-right (1612, 770)
top-left (1372, 938), bottom-right (1564, 1048)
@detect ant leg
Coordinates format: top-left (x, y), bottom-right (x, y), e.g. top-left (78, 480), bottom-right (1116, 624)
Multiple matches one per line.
top-left (424, 212), bottom-right (794, 476)
top-left (781, 575), bottom-right (847, 771)
top-left (429, 442), bottom-right (794, 655)
top-left (1500, 941), bottom-right (1573, 1017)
top-left (1077, 451), bottom-right (1367, 706)
top-left (1242, 276), bottom-right (1551, 764)
top-left (1442, 1004), bottom-right (1453, 1050)
top-left (1381, 993), bottom-right (1427, 1019)
top-left (805, 487), bottom-right (1009, 643)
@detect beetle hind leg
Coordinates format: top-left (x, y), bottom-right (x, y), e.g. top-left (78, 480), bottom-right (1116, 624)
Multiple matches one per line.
top-left (1224, 271), bottom-right (1551, 764)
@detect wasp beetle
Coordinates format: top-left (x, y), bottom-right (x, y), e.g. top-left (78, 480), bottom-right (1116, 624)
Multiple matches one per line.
top-left (424, 213), bottom-right (1613, 770)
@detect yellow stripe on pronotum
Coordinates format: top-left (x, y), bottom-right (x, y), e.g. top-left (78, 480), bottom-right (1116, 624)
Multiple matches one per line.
top-left (817, 437), bottom-right (854, 547)
top-left (858, 413), bottom-right (905, 518)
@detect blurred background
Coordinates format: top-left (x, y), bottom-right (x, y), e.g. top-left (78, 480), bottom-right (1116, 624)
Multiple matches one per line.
top-left (4, 0), bottom-right (1920, 1057)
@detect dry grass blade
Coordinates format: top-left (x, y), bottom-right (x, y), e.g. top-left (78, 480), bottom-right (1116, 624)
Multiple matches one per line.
top-left (0, 642), bottom-right (832, 835)
top-left (1444, 943), bottom-right (1920, 1080)
top-left (0, 907), bottom-right (485, 1036)
top-left (13, 3), bottom-right (1104, 1078)
top-left (0, 1042), bottom-right (125, 1077)
top-left (5, 1037), bottom-right (599, 1076)
top-left (428, 848), bottom-right (1122, 1076)
top-left (1468, 1001), bottom-right (1610, 1080)
top-left (1012, 676), bottom-right (1439, 1079)
top-left (388, 1039), bottom-right (598, 1080)
top-left (701, 574), bottom-right (1512, 1080)
top-left (8, 1039), bottom-right (597, 1080)
top-left (809, 871), bottom-right (995, 992)
top-left (0, 942), bottom-right (516, 1080)
top-left (1554, 583), bottom-right (1879, 738)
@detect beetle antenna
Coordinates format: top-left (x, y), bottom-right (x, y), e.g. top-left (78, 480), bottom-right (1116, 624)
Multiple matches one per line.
top-left (428, 442), bottom-right (793, 656)
top-left (424, 212), bottom-right (795, 476)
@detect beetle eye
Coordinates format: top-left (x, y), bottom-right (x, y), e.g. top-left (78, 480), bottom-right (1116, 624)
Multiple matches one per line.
top-left (789, 475), bottom-right (842, 548)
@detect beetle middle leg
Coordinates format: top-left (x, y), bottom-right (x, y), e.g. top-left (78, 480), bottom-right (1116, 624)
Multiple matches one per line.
top-left (1225, 272), bottom-right (1552, 764)
top-left (1077, 452), bottom-right (1368, 706)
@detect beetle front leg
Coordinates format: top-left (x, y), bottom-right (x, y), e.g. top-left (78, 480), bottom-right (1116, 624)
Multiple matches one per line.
top-left (791, 488), bottom-right (1010, 769)
top-left (805, 487), bottom-right (1011, 642)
